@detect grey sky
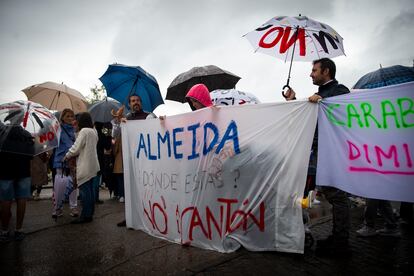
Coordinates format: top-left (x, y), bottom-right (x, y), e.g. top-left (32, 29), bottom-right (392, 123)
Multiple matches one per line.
top-left (1, 0), bottom-right (413, 106)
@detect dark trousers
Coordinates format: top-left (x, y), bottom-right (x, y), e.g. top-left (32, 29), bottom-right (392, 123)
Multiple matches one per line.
top-left (79, 178), bottom-right (95, 219)
top-left (400, 202), bottom-right (413, 221)
top-left (114, 173), bottom-right (124, 198)
top-left (321, 186), bottom-right (350, 240)
top-left (364, 199), bottom-right (397, 229)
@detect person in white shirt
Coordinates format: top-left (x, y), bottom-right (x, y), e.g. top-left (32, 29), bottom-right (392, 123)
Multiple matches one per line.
top-left (64, 112), bottom-right (100, 224)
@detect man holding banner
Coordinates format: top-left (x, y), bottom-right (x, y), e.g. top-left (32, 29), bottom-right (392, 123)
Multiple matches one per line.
top-left (286, 58), bottom-right (351, 256)
top-left (112, 94), bottom-right (157, 227)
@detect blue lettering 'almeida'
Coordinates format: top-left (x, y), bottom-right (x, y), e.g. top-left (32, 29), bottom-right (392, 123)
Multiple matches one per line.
top-left (188, 123), bottom-right (200, 160)
top-left (172, 127), bottom-right (184, 159)
top-left (136, 120), bottom-right (240, 160)
top-left (157, 131), bottom-right (171, 159)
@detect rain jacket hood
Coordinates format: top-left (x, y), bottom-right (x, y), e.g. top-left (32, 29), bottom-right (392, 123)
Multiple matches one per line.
top-left (185, 84), bottom-right (213, 111)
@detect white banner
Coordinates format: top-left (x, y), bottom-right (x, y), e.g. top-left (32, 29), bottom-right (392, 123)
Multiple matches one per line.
top-left (122, 101), bottom-right (318, 253)
top-left (317, 82), bottom-right (414, 202)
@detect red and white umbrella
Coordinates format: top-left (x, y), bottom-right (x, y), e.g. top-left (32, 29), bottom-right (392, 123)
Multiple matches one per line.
top-left (0, 100), bottom-right (60, 156)
top-left (244, 15), bottom-right (345, 97)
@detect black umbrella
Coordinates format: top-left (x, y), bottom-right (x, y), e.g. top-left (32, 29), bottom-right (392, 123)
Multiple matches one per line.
top-left (166, 65), bottom-right (241, 103)
top-left (353, 65), bottom-right (414, 89)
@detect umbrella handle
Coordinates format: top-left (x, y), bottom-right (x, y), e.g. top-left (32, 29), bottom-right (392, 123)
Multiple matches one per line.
top-left (281, 84), bottom-right (291, 99)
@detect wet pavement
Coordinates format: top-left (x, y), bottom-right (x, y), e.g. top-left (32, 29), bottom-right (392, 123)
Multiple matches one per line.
top-left (1, 189), bottom-right (413, 275)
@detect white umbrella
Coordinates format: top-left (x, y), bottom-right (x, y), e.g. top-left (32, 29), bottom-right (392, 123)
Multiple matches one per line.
top-left (211, 89), bottom-right (260, 106)
top-left (244, 15), bottom-right (345, 97)
top-left (244, 15), bottom-right (345, 61)
top-left (153, 100), bottom-right (191, 117)
top-left (22, 81), bottom-right (88, 114)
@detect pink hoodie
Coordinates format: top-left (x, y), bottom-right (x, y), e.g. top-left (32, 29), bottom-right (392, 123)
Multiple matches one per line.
top-left (185, 84), bottom-right (213, 110)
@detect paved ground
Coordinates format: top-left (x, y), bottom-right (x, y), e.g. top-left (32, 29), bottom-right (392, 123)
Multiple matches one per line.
top-left (1, 189), bottom-right (413, 275)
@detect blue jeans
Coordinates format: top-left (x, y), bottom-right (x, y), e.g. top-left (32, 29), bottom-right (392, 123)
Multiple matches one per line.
top-left (92, 175), bottom-right (101, 202)
top-left (0, 177), bottom-right (31, 201)
top-left (79, 177), bottom-right (96, 219)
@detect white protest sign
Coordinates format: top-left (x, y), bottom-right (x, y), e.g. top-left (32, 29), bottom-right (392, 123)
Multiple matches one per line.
top-left (317, 82), bottom-right (414, 202)
top-left (122, 101), bottom-right (318, 253)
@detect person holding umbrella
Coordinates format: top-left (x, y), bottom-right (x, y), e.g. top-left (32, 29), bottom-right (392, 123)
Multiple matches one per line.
top-left (286, 58), bottom-right (351, 256)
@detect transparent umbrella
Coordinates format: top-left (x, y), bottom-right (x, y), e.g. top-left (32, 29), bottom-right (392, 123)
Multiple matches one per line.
top-left (0, 100), bottom-right (60, 156)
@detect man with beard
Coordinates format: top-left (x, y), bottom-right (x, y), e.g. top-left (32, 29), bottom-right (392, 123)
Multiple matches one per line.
top-left (286, 58), bottom-right (351, 256)
top-left (112, 95), bottom-right (156, 227)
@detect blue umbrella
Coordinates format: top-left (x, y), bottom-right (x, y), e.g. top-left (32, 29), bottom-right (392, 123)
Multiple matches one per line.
top-left (88, 98), bottom-right (124, 123)
top-left (353, 65), bottom-right (414, 89)
top-left (99, 64), bottom-right (164, 112)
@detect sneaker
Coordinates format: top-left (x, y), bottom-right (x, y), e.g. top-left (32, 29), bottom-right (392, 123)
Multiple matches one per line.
top-left (119, 197), bottom-right (125, 203)
top-left (356, 225), bottom-right (377, 237)
top-left (52, 209), bottom-right (63, 219)
top-left (377, 227), bottom-right (401, 237)
top-left (33, 192), bottom-right (40, 201)
top-left (399, 218), bottom-right (413, 225)
top-left (0, 231), bottom-right (11, 243)
top-left (117, 220), bottom-right (126, 227)
top-left (70, 209), bottom-right (79, 217)
top-left (14, 230), bottom-right (26, 241)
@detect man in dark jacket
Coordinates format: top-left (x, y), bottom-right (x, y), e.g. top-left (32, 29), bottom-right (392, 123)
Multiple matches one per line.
top-left (112, 94), bottom-right (156, 227)
top-left (286, 58), bottom-right (351, 256)
top-left (0, 123), bottom-right (34, 242)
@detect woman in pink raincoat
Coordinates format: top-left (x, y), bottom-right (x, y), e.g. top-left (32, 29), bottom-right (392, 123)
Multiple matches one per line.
top-left (185, 84), bottom-right (213, 111)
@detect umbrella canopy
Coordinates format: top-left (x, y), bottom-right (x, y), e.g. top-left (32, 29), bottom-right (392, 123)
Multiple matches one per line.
top-left (353, 65), bottom-right (414, 89)
top-left (244, 15), bottom-right (345, 61)
top-left (88, 98), bottom-right (124, 123)
top-left (0, 100), bottom-right (60, 156)
top-left (166, 65), bottom-right (241, 103)
top-left (99, 64), bottom-right (164, 113)
top-left (211, 89), bottom-right (261, 106)
top-left (22, 81), bottom-right (87, 114)
top-left (244, 15), bottom-right (345, 97)
top-left (153, 100), bottom-right (192, 117)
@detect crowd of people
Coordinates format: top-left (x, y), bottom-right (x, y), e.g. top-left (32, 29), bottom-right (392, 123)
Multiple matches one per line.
top-left (0, 58), bottom-right (412, 257)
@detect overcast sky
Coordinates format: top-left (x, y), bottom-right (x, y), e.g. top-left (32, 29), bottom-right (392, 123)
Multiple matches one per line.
top-left (1, 0), bottom-right (413, 107)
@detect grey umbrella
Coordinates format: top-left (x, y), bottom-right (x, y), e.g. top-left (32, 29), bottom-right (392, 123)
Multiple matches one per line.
top-left (166, 65), bottom-right (241, 103)
top-left (88, 98), bottom-right (124, 123)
